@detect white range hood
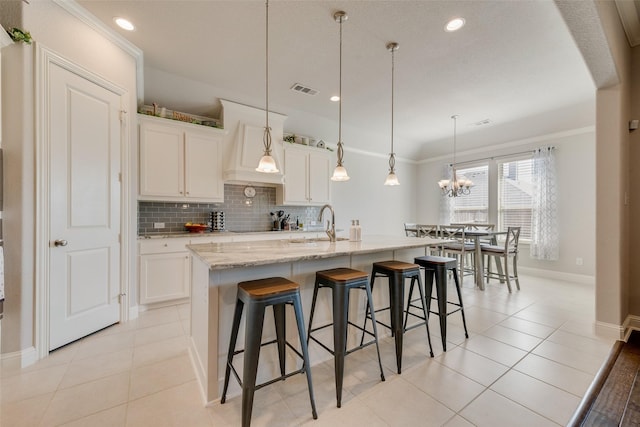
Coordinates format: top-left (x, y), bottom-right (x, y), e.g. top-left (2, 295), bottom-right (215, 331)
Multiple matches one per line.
top-left (222, 99), bottom-right (286, 185)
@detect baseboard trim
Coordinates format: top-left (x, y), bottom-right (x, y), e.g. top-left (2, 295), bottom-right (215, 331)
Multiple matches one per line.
top-left (129, 305), bottom-right (139, 320)
top-left (623, 315), bottom-right (640, 340)
top-left (519, 266), bottom-right (595, 285)
top-left (596, 320), bottom-right (626, 340)
top-left (0, 346), bottom-right (38, 367)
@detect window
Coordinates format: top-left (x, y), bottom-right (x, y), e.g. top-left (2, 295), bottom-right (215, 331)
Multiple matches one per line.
top-left (498, 158), bottom-right (533, 240)
top-left (451, 165), bottom-right (489, 223)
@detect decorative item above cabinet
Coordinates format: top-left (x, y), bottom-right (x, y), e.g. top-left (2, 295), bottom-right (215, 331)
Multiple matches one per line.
top-left (138, 114), bottom-right (226, 203)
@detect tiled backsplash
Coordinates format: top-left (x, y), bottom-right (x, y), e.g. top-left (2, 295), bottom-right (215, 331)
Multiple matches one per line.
top-left (138, 184), bottom-right (321, 235)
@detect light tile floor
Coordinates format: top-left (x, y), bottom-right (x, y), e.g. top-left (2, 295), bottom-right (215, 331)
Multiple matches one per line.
top-left (0, 274), bottom-right (615, 426)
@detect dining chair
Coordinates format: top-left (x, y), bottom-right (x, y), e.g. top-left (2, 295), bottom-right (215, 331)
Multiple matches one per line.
top-left (440, 226), bottom-right (476, 280)
top-left (404, 223), bottom-right (418, 237)
top-left (416, 224), bottom-right (439, 238)
top-left (481, 226), bottom-right (521, 292)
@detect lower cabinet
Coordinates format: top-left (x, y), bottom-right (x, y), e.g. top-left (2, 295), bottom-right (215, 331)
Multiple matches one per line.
top-left (139, 238), bottom-right (190, 305)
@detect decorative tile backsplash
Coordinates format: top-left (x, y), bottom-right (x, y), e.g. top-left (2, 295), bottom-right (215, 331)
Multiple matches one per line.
top-left (138, 184), bottom-right (321, 235)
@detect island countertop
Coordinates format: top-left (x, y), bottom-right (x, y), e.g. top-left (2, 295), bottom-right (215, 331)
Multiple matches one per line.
top-left (187, 235), bottom-right (441, 270)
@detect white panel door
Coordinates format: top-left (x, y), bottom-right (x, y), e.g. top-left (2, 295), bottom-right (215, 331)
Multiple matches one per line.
top-left (48, 62), bottom-right (122, 350)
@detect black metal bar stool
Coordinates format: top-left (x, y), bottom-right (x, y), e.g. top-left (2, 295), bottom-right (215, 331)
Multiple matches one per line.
top-left (361, 260), bottom-right (434, 374)
top-left (307, 267), bottom-right (386, 408)
top-left (413, 256), bottom-right (469, 351)
top-left (221, 277), bottom-right (317, 427)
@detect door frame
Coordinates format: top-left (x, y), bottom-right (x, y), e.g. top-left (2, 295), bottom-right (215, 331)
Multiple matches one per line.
top-left (34, 44), bottom-right (131, 358)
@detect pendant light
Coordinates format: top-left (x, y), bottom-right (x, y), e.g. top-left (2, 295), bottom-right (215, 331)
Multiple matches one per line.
top-left (256, 0), bottom-right (279, 173)
top-left (331, 11), bottom-right (350, 181)
top-left (384, 42), bottom-right (400, 186)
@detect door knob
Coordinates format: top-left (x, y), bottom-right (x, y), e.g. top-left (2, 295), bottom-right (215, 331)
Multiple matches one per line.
top-left (54, 239), bottom-right (68, 247)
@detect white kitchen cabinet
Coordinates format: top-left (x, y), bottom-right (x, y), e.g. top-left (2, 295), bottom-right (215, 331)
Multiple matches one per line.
top-left (277, 144), bottom-right (331, 205)
top-left (139, 114), bottom-right (224, 202)
top-left (139, 238), bottom-right (191, 304)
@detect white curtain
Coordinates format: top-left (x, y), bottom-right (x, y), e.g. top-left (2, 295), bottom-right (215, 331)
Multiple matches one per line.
top-left (530, 147), bottom-right (559, 260)
top-left (439, 164), bottom-right (454, 224)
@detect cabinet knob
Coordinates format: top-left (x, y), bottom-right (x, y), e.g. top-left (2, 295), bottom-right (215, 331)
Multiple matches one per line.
top-left (164, 243), bottom-right (168, 247)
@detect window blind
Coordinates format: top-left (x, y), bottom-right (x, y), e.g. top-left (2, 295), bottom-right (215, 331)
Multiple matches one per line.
top-left (498, 158), bottom-right (533, 239)
top-left (452, 165), bottom-right (488, 223)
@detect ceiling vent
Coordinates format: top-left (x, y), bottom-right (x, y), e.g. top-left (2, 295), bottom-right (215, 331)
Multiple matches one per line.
top-left (471, 118), bottom-right (492, 126)
top-left (290, 83), bottom-right (319, 96)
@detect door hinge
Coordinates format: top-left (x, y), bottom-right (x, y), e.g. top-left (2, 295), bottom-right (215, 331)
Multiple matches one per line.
top-left (118, 233), bottom-right (121, 243)
top-left (119, 109), bottom-right (127, 122)
top-left (118, 293), bottom-right (126, 303)
top-left (118, 172), bottom-right (122, 182)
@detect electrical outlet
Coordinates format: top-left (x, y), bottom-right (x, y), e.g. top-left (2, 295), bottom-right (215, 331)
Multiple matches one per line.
top-left (153, 222), bottom-right (165, 229)
top-left (576, 257), bottom-right (583, 266)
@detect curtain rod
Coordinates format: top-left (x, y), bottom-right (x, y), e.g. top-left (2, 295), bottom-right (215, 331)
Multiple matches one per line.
top-left (450, 146), bottom-right (555, 168)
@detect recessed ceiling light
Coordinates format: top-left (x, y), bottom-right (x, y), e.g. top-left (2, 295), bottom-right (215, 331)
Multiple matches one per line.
top-left (445, 17), bottom-right (465, 32)
top-left (114, 17), bottom-right (135, 31)
top-left (330, 95), bottom-right (340, 102)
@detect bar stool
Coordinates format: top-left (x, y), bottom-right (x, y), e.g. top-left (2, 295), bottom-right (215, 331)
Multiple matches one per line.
top-left (361, 261), bottom-right (434, 374)
top-left (221, 277), bottom-right (317, 427)
top-left (307, 267), bottom-right (386, 408)
top-left (413, 256), bottom-right (469, 351)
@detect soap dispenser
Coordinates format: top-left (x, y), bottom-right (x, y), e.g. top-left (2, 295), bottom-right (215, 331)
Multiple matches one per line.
top-left (349, 220), bottom-right (357, 241)
top-left (355, 219), bottom-right (362, 242)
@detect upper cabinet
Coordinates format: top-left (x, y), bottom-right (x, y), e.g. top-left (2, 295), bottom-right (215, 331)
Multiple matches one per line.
top-left (139, 115), bottom-right (225, 202)
top-left (277, 143), bottom-right (331, 206)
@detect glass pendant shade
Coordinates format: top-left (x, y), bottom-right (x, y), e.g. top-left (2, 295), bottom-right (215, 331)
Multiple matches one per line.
top-left (384, 171), bottom-right (400, 186)
top-left (331, 165), bottom-right (350, 181)
top-left (256, 153), bottom-right (279, 173)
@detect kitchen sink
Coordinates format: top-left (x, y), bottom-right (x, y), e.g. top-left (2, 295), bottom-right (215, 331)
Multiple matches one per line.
top-left (289, 237), bottom-right (349, 244)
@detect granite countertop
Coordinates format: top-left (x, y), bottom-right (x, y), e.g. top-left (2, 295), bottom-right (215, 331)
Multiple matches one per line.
top-left (187, 235), bottom-right (441, 270)
top-left (139, 229), bottom-right (325, 239)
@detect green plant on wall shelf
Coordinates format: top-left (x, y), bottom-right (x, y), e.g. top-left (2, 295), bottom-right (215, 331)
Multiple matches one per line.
top-left (7, 27), bottom-right (32, 44)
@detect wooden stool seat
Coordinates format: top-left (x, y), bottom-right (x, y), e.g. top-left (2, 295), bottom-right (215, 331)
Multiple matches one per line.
top-left (222, 276), bottom-right (317, 426)
top-left (238, 277), bottom-right (299, 299)
top-left (372, 260), bottom-right (421, 273)
top-left (316, 267), bottom-right (368, 283)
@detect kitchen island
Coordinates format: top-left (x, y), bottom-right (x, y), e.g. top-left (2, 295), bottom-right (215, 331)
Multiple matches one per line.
top-left (187, 235), bottom-right (441, 404)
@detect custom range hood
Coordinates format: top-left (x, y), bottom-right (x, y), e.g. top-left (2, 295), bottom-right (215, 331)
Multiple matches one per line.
top-left (222, 99), bottom-right (286, 185)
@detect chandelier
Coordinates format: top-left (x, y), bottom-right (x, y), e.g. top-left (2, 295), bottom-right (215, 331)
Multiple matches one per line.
top-left (438, 115), bottom-right (473, 197)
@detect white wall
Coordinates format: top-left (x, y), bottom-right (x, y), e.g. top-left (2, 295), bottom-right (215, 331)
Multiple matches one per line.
top-left (0, 0), bottom-right (138, 354)
top-left (416, 128), bottom-right (596, 279)
top-left (330, 150), bottom-right (417, 238)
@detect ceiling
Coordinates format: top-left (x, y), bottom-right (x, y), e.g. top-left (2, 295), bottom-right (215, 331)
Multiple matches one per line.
top-left (77, 0), bottom-right (602, 160)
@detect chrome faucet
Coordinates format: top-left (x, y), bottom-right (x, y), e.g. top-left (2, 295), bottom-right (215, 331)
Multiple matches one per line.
top-left (319, 204), bottom-right (336, 242)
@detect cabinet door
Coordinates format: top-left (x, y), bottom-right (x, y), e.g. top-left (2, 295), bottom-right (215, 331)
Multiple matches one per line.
top-left (139, 122), bottom-right (184, 197)
top-left (185, 132), bottom-right (223, 201)
top-left (283, 148), bottom-right (309, 203)
top-left (308, 152), bottom-right (331, 204)
top-left (139, 252), bottom-right (190, 304)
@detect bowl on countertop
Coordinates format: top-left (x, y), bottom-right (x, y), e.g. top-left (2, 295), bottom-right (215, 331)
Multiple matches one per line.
top-left (185, 224), bottom-right (209, 233)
